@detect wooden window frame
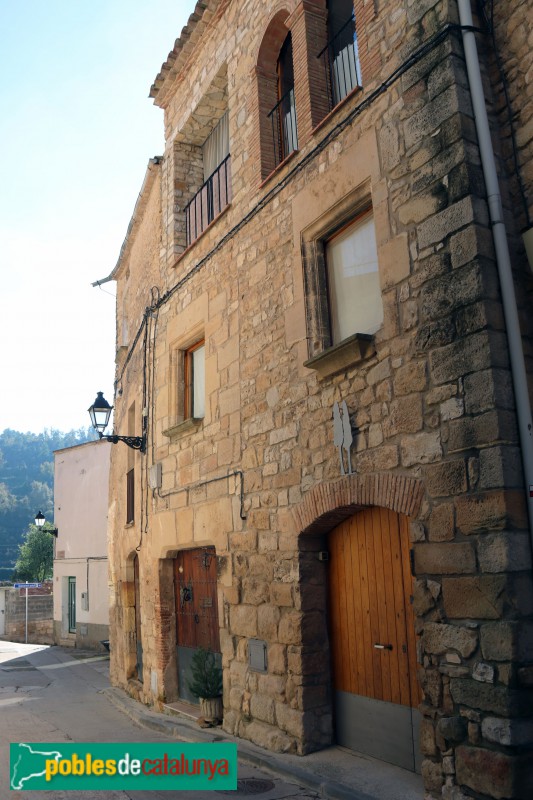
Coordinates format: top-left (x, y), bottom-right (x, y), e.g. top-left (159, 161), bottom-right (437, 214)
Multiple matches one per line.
top-left (184, 339), bottom-right (205, 420)
top-left (301, 185), bottom-right (381, 377)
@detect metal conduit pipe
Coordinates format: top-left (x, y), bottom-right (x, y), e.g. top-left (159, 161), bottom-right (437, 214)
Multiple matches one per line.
top-left (457, 0), bottom-right (533, 548)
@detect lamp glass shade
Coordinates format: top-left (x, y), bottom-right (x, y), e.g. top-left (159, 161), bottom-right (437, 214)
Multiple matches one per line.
top-left (35, 510), bottom-right (45, 528)
top-left (88, 391), bottom-right (113, 433)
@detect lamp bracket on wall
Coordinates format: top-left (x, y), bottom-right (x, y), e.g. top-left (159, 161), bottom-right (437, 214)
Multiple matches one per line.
top-left (98, 432), bottom-right (146, 452)
top-left (88, 392), bottom-right (146, 453)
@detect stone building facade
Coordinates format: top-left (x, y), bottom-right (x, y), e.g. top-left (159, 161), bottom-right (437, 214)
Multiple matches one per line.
top-left (103, 1), bottom-right (533, 797)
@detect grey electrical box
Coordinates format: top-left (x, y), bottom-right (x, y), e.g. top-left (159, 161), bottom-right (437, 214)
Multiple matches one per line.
top-left (81, 592), bottom-right (89, 611)
top-left (249, 639), bottom-right (268, 672)
top-left (149, 463), bottom-right (162, 490)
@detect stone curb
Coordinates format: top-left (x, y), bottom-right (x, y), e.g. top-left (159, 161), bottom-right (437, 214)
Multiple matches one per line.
top-left (103, 687), bottom-right (373, 800)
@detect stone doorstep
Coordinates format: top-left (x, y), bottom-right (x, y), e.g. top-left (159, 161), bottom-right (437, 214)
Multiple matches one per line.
top-left (162, 698), bottom-right (201, 721)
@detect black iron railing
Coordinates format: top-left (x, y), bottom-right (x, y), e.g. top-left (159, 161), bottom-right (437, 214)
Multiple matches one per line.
top-left (268, 87), bottom-right (298, 169)
top-left (185, 154), bottom-right (232, 247)
top-left (318, 14), bottom-right (362, 111)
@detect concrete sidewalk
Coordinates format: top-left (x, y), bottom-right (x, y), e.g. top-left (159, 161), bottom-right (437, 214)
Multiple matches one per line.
top-left (104, 686), bottom-right (423, 800)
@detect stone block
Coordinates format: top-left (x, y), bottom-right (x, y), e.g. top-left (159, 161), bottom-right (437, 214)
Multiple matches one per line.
top-left (424, 459), bottom-right (467, 498)
top-left (394, 359), bottom-right (427, 396)
top-left (437, 716), bottom-right (467, 745)
top-left (451, 679), bottom-right (530, 716)
top-left (480, 622), bottom-right (517, 662)
top-left (382, 395), bottom-right (423, 437)
top-left (429, 332), bottom-right (492, 385)
top-left (401, 432), bottom-right (442, 466)
top-left (257, 604), bottom-right (280, 640)
top-left (472, 662), bottom-right (495, 683)
top-left (442, 576), bottom-right (506, 620)
top-left (455, 745), bottom-right (526, 800)
top-left (448, 411), bottom-right (518, 454)
top-left (413, 579), bottom-right (437, 616)
top-left (415, 543), bottom-right (476, 575)
top-left (267, 643), bottom-right (286, 675)
top-left (229, 605), bottom-right (258, 638)
top-left (250, 693), bottom-right (275, 725)
top-left (482, 717), bottom-right (533, 747)
top-left (277, 612), bottom-right (303, 645)
top-left (379, 232), bottom-right (410, 289)
top-left (479, 446), bottom-right (523, 490)
top-left (477, 532), bottom-right (532, 574)
top-left (423, 622), bottom-right (478, 658)
top-left (421, 263), bottom-right (484, 323)
top-left (428, 503), bottom-right (455, 542)
top-left (450, 224), bottom-right (494, 270)
top-left (421, 758), bottom-right (443, 793)
top-left (356, 445), bottom-right (399, 472)
top-left (420, 717), bottom-right (437, 756)
top-left (275, 702), bottom-right (305, 739)
top-left (455, 491), bottom-right (527, 535)
top-left (242, 577), bottom-right (270, 606)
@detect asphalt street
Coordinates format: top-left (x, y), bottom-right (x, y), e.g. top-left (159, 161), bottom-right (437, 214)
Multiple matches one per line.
top-left (0, 641), bottom-right (319, 800)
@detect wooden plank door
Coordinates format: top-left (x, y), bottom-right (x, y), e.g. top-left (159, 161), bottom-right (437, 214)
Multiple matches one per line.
top-left (328, 507), bottom-right (420, 770)
top-left (174, 547), bottom-right (220, 703)
top-left (134, 555), bottom-right (143, 682)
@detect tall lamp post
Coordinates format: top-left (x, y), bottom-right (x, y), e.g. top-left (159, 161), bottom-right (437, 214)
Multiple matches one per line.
top-left (88, 392), bottom-right (145, 453)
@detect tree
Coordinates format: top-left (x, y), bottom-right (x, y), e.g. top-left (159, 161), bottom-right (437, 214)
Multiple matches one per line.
top-left (12, 524), bottom-right (53, 583)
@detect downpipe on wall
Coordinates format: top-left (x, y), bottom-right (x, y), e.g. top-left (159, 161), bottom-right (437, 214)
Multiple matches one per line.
top-left (457, 0), bottom-right (533, 550)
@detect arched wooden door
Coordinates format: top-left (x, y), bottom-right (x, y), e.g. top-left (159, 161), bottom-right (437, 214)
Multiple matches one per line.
top-left (327, 507), bottom-right (421, 771)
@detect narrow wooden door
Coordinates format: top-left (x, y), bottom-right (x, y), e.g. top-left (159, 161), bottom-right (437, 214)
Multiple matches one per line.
top-left (328, 507), bottom-right (420, 771)
top-left (134, 555), bottom-right (143, 682)
top-left (174, 547), bottom-right (220, 703)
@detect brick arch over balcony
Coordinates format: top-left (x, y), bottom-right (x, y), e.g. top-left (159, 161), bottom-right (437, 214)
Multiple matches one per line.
top-left (293, 473), bottom-right (425, 535)
top-left (254, 7), bottom-right (294, 180)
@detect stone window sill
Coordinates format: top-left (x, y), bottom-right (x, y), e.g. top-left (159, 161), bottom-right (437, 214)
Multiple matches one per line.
top-left (162, 417), bottom-right (203, 439)
top-left (304, 333), bottom-right (375, 379)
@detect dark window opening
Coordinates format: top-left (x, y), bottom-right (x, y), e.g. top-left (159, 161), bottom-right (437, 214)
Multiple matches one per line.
top-left (126, 468), bottom-right (135, 524)
top-left (319, 0), bottom-right (362, 110)
top-left (268, 32), bottom-right (298, 169)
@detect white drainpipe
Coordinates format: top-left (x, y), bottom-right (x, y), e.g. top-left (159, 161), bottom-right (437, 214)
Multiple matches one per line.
top-left (457, 0), bottom-right (533, 548)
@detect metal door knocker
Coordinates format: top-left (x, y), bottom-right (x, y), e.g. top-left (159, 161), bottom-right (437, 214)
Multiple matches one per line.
top-left (179, 581), bottom-right (193, 608)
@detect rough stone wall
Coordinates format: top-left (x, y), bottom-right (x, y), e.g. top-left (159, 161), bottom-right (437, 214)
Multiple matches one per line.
top-left (3, 588), bottom-right (54, 645)
top-left (472, 0), bottom-right (533, 405)
top-left (108, 0), bottom-right (533, 796)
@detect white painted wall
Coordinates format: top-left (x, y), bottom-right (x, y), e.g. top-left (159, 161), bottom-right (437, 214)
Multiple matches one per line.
top-left (52, 440), bottom-right (111, 629)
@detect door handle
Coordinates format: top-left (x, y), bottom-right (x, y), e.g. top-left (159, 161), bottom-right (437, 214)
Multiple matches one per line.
top-left (373, 643), bottom-right (393, 650)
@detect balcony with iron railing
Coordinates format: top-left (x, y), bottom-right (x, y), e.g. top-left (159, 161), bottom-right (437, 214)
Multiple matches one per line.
top-left (267, 87), bottom-right (298, 171)
top-left (318, 13), bottom-right (362, 112)
top-left (185, 154), bottom-right (232, 247)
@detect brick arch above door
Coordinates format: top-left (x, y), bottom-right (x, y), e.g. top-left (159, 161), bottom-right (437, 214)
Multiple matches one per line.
top-left (293, 473), bottom-right (425, 535)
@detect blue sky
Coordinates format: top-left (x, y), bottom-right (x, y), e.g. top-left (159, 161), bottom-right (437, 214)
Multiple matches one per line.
top-left (0, 1), bottom-right (190, 433)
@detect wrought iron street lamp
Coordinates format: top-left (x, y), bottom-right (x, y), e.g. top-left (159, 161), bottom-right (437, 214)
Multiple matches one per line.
top-left (34, 510), bottom-right (58, 537)
top-left (88, 391), bottom-right (145, 453)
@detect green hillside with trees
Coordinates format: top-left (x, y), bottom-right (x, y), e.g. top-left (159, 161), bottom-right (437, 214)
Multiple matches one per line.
top-left (0, 428), bottom-right (96, 580)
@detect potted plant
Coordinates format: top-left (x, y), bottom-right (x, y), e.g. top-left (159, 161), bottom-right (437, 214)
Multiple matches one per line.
top-left (187, 647), bottom-right (223, 722)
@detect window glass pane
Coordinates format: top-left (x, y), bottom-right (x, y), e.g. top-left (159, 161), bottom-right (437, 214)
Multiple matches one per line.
top-left (203, 112), bottom-right (229, 180)
top-left (192, 344), bottom-right (205, 418)
top-left (326, 213), bottom-right (383, 342)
